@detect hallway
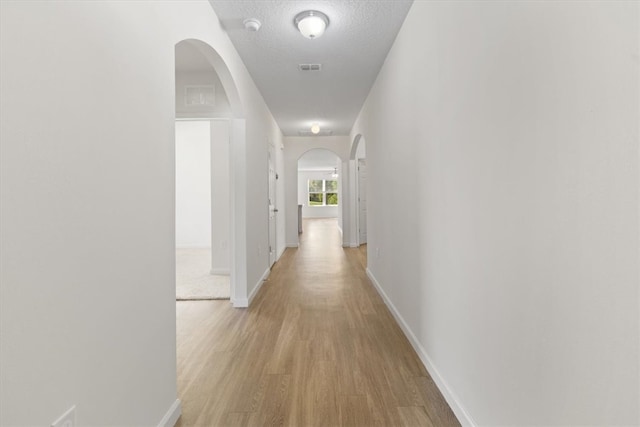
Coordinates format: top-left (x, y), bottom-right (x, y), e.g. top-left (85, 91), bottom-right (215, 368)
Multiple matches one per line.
top-left (175, 218), bottom-right (459, 426)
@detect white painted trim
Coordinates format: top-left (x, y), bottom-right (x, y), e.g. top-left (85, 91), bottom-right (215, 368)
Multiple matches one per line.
top-left (250, 267), bottom-right (271, 305)
top-left (234, 267), bottom-right (270, 308)
top-left (229, 118), bottom-right (247, 310)
top-left (298, 167), bottom-right (336, 172)
top-left (286, 243), bottom-right (299, 248)
top-left (365, 268), bottom-right (477, 427)
top-left (210, 268), bottom-right (230, 275)
top-left (233, 297), bottom-right (248, 308)
top-left (350, 243), bottom-right (359, 248)
top-left (157, 399), bottom-right (181, 427)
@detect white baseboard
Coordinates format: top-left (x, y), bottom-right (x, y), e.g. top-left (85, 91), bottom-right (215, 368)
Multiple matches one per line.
top-left (365, 268), bottom-right (476, 427)
top-left (157, 399), bottom-right (181, 427)
top-left (235, 267), bottom-right (270, 308)
top-left (249, 267), bottom-right (271, 305)
top-left (210, 268), bottom-right (230, 275)
top-left (286, 243), bottom-right (299, 248)
top-left (350, 243), bottom-right (359, 248)
top-left (277, 245), bottom-right (286, 260)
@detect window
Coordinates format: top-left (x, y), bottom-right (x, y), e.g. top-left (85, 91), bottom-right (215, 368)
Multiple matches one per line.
top-left (308, 179), bottom-right (338, 206)
top-left (325, 180), bottom-right (338, 205)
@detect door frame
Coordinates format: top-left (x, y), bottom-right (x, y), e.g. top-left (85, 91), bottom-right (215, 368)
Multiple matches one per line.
top-left (356, 158), bottom-right (367, 246)
top-left (267, 140), bottom-right (277, 268)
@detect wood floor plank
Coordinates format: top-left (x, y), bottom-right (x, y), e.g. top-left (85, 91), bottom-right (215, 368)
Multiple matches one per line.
top-left (175, 218), bottom-right (459, 426)
top-left (246, 374), bottom-right (291, 427)
top-left (219, 411), bottom-right (253, 427)
top-left (339, 395), bottom-right (374, 427)
top-left (414, 375), bottom-right (462, 426)
top-left (397, 406), bottom-right (436, 427)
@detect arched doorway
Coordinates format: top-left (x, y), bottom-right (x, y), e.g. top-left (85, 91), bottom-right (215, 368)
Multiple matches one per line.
top-left (297, 149), bottom-right (343, 240)
top-left (174, 39), bottom-right (248, 306)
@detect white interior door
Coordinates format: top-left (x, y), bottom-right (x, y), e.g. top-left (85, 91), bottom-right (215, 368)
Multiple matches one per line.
top-left (358, 159), bottom-right (367, 245)
top-left (268, 145), bottom-right (277, 267)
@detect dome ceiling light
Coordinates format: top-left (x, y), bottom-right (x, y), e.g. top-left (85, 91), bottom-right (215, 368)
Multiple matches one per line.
top-left (310, 123), bottom-right (321, 134)
top-left (294, 10), bottom-right (329, 39)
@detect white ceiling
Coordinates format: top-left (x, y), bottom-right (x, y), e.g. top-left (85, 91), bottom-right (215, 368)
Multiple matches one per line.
top-left (208, 0), bottom-right (413, 136)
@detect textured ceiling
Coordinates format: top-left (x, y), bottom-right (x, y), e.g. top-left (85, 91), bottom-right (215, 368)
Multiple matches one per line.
top-left (208, 0), bottom-right (413, 136)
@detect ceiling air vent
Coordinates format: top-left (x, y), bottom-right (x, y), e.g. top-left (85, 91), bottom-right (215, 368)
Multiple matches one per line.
top-left (298, 64), bottom-right (322, 72)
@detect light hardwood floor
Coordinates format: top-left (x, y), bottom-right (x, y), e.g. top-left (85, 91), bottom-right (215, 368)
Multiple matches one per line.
top-left (175, 218), bottom-right (459, 427)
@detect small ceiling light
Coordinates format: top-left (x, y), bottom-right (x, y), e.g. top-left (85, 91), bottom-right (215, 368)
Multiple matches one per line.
top-left (310, 123), bottom-right (320, 134)
top-left (243, 18), bottom-right (261, 32)
top-left (294, 10), bottom-right (329, 39)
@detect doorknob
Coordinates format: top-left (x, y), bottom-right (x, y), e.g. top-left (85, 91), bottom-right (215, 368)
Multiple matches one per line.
top-left (274, 209), bottom-right (279, 212)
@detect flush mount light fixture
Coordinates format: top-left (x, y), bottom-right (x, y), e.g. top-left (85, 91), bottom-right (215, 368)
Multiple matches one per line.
top-left (310, 123), bottom-right (321, 134)
top-left (294, 10), bottom-right (329, 39)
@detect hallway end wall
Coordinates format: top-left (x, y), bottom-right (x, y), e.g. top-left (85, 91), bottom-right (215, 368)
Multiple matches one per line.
top-left (352, 1), bottom-right (639, 425)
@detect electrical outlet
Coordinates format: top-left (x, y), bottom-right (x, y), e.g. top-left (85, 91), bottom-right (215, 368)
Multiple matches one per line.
top-left (51, 406), bottom-right (75, 427)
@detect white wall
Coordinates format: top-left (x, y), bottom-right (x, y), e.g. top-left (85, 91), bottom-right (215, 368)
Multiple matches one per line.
top-left (297, 170), bottom-right (340, 219)
top-left (0, 1), bottom-right (283, 425)
top-left (174, 119), bottom-right (230, 271)
top-left (175, 120), bottom-right (211, 248)
top-left (355, 138), bottom-right (365, 159)
top-left (175, 70), bottom-right (232, 119)
top-left (336, 162), bottom-right (344, 233)
top-left (283, 136), bottom-right (350, 247)
top-left (347, 137), bottom-right (366, 247)
top-left (351, 1), bottom-right (639, 426)
top-left (244, 97), bottom-right (285, 305)
top-left (210, 120), bottom-right (230, 274)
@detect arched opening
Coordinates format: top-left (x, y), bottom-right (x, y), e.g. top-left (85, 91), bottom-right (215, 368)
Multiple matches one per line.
top-left (349, 134), bottom-right (367, 255)
top-left (174, 39), bottom-right (247, 306)
top-left (297, 148), bottom-right (343, 244)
